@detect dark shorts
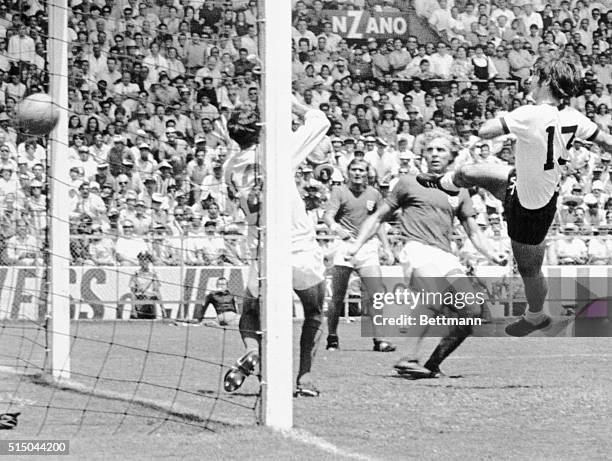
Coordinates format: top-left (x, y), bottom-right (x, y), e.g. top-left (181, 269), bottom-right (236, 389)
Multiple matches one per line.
top-left (504, 169), bottom-right (558, 245)
top-left (133, 294), bottom-right (158, 319)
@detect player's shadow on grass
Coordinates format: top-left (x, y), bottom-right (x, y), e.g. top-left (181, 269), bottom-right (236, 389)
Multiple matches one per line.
top-left (334, 348), bottom-right (387, 353)
top-left (392, 373), bottom-right (465, 381)
top-left (197, 389), bottom-right (259, 397)
top-left (397, 380), bottom-right (545, 390)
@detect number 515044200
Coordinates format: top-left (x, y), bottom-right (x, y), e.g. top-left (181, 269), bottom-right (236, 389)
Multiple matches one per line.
top-left (1, 440), bottom-right (69, 455)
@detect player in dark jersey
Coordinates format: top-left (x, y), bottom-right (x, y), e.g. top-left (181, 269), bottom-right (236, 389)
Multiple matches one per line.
top-left (199, 277), bottom-right (239, 326)
top-left (324, 158), bottom-right (396, 352)
top-left (347, 129), bottom-right (506, 378)
top-left (417, 56), bottom-right (612, 337)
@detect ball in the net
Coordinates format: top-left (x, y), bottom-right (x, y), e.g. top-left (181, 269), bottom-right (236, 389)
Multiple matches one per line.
top-left (15, 93), bottom-right (59, 136)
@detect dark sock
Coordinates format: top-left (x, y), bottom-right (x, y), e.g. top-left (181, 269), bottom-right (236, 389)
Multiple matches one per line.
top-left (299, 317), bottom-right (322, 378)
top-left (424, 326), bottom-right (471, 371)
top-left (295, 281), bottom-right (325, 380)
top-left (239, 297), bottom-right (261, 346)
top-left (328, 267), bottom-right (351, 337)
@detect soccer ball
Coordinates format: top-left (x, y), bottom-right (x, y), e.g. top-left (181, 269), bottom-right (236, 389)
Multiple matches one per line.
top-left (15, 93), bottom-right (59, 136)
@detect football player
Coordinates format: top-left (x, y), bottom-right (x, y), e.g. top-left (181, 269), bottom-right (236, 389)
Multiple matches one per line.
top-left (417, 56), bottom-right (612, 336)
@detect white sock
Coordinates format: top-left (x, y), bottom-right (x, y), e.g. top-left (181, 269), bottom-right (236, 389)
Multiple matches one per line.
top-left (440, 172), bottom-right (460, 192)
top-left (524, 309), bottom-right (547, 324)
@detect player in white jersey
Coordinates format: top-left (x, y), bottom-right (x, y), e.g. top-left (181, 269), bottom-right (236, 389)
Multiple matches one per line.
top-left (417, 56), bottom-right (612, 337)
top-left (222, 101), bottom-right (330, 397)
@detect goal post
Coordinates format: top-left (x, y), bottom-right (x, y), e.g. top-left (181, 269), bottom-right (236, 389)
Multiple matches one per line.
top-left (48, 0), bottom-right (71, 380)
top-left (260, 0), bottom-right (294, 428)
top-left (45, 0), bottom-right (294, 423)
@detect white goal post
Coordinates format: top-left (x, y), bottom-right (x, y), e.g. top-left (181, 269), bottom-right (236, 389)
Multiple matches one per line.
top-left (46, 0), bottom-right (294, 427)
top-left (260, 0), bottom-right (294, 429)
top-left (48, 0), bottom-right (71, 381)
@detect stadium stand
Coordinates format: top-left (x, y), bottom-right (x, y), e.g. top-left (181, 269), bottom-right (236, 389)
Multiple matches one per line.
top-left (0, 0), bottom-right (612, 268)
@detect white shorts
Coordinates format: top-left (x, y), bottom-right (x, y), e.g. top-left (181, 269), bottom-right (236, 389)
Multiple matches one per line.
top-left (332, 238), bottom-right (380, 270)
top-left (217, 311), bottom-right (240, 326)
top-left (398, 240), bottom-right (463, 280)
top-left (246, 247), bottom-right (325, 296)
top-left (292, 247), bottom-right (326, 291)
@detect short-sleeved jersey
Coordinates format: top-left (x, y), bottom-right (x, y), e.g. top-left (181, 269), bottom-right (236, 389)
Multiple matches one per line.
top-left (129, 269), bottom-right (160, 298)
top-left (385, 174), bottom-right (475, 254)
top-left (500, 104), bottom-right (598, 209)
top-left (327, 185), bottom-right (382, 239)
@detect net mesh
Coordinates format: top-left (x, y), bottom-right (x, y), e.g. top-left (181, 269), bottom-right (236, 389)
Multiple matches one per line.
top-left (0, 0), bottom-right (266, 435)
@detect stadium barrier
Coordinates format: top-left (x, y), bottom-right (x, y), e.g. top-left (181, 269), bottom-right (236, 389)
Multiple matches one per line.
top-left (0, 265), bottom-right (248, 321)
top-left (2, 265), bottom-right (612, 321)
top-left (393, 78), bottom-right (519, 93)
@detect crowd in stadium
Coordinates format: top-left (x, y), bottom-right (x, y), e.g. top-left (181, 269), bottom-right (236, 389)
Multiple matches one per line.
top-left (0, 0), bottom-right (612, 266)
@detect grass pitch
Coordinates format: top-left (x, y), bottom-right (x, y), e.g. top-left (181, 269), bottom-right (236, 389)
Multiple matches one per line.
top-left (1, 320), bottom-right (611, 460)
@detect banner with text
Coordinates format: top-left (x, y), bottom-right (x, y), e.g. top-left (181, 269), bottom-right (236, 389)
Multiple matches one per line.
top-left (0, 266), bottom-right (248, 321)
top-left (324, 10), bottom-right (409, 39)
top-left (2, 265), bottom-right (612, 322)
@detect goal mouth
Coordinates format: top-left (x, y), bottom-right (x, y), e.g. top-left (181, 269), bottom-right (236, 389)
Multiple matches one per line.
top-left (30, 372), bottom-right (247, 430)
top-left (0, 319), bottom-right (263, 435)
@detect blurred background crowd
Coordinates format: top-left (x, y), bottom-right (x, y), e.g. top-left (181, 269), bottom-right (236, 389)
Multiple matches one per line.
top-left (0, 0), bottom-right (612, 267)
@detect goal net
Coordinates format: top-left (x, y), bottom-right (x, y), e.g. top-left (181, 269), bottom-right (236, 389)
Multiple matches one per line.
top-left (0, 0), bottom-right (293, 435)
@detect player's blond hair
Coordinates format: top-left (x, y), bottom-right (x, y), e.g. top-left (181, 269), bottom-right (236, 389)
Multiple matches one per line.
top-left (422, 128), bottom-right (461, 157)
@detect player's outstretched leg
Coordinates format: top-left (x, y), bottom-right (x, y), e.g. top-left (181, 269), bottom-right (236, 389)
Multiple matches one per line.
top-left (505, 240), bottom-right (552, 336)
top-left (396, 326), bottom-right (472, 379)
top-left (223, 349), bottom-right (260, 393)
top-left (393, 267), bottom-right (446, 376)
top-left (224, 296), bottom-right (261, 393)
top-left (394, 269), bottom-right (479, 378)
top-left (423, 324), bottom-right (472, 375)
top-left (327, 266), bottom-right (352, 350)
top-left (294, 281), bottom-right (325, 397)
top-left (418, 163), bottom-right (512, 202)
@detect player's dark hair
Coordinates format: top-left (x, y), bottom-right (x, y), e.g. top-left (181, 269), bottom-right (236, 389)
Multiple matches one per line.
top-left (227, 106), bottom-right (260, 149)
top-left (533, 55), bottom-right (581, 100)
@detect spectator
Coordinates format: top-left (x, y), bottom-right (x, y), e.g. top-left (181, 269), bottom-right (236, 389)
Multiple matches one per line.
top-left (88, 224), bottom-right (115, 266)
top-left (5, 220), bottom-right (41, 266)
top-left (115, 220), bottom-right (149, 266)
top-left (0, 0), bottom-right (603, 273)
top-left (429, 0), bottom-right (452, 36)
top-left (70, 180), bottom-right (107, 227)
top-left (450, 46), bottom-right (473, 80)
top-left (430, 42), bottom-right (453, 79)
top-left (508, 37), bottom-right (535, 83)
top-left (587, 227), bottom-right (610, 265)
top-left (148, 224), bottom-right (178, 265)
top-left (8, 25), bottom-right (36, 64)
top-left (471, 45), bottom-right (498, 80)
top-left (553, 224), bottom-right (588, 265)
top-left (364, 137), bottom-right (398, 184)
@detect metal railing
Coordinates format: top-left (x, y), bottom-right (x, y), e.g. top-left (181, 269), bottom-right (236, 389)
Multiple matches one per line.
top-left (1, 227), bottom-right (612, 266)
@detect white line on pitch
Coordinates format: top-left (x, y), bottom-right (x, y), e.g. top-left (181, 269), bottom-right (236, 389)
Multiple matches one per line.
top-left (280, 428), bottom-right (382, 461)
